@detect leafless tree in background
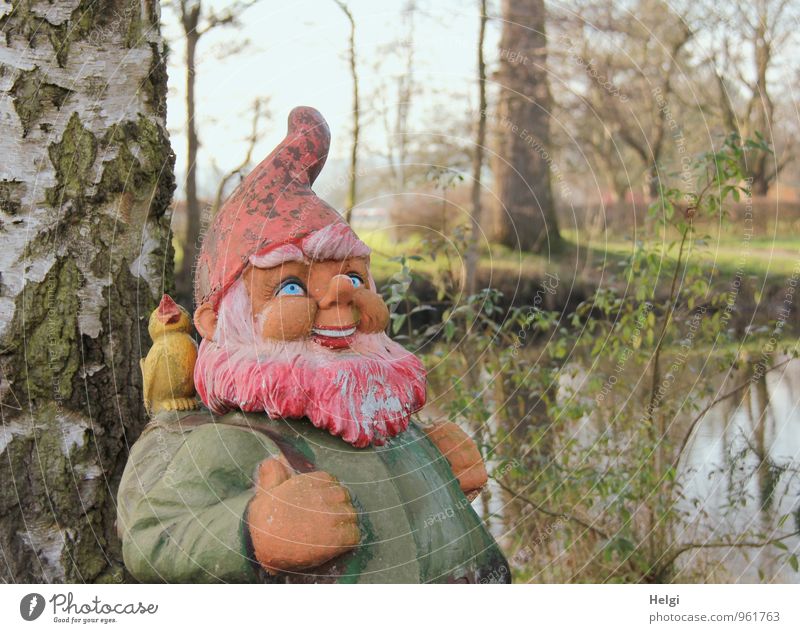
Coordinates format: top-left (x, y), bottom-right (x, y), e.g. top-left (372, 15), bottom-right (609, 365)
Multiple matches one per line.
top-left (706, 0), bottom-right (797, 195)
top-left (371, 1), bottom-right (423, 194)
top-left (334, 1), bottom-right (360, 224)
top-left (393, 1), bottom-right (416, 193)
top-left (466, 0), bottom-right (489, 294)
top-left (210, 97), bottom-right (271, 214)
top-left (547, 0), bottom-right (799, 207)
top-left (172, 0), bottom-right (258, 304)
top-left (559, 1), bottom-right (694, 200)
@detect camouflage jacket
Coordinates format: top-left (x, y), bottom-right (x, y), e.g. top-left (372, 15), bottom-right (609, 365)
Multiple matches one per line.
top-left (117, 410), bottom-right (510, 583)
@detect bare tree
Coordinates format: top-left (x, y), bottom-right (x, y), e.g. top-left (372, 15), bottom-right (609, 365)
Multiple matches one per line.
top-left (548, 0), bottom-right (798, 205)
top-left (172, 0), bottom-right (258, 303)
top-left (210, 97), bottom-right (271, 214)
top-left (466, 0), bottom-right (489, 294)
top-left (491, 0), bottom-right (562, 253)
top-left (707, 0), bottom-right (797, 195)
top-left (558, 0), bottom-right (695, 200)
top-left (393, 1), bottom-right (416, 193)
top-left (370, 1), bottom-right (418, 193)
top-left (0, 1), bottom-right (174, 581)
top-left (334, 1), bottom-right (360, 224)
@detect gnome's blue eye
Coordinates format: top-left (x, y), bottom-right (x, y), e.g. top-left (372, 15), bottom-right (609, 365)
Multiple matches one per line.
top-left (276, 278), bottom-right (306, 297)
top-left (347, 273), bottom-right (364, 288)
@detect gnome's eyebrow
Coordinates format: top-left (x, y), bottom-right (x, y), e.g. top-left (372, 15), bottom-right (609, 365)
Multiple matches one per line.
top-left (301, 223), bottom-right (371, 261)
top-left (248, 224), bottom-right (372, 271)
top-left (249, 244), bottom-right (305, 269)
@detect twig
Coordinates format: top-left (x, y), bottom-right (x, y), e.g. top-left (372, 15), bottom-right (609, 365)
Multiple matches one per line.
top-left (645, 222), bottom-right (690, 427)
top-left (495, 478), bottom-right (610, 541)
top-left (656, 529), bottom-right (800, 577)
top-left (212, 98), bottom-right (268, 213)
top-left (334, 0), bottom-right (359, 224)
top-left (673, 356), bottom-right (795, 469)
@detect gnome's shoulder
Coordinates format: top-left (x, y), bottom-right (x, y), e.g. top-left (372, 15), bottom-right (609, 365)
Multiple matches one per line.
top-left (134, 409), bottom-right (284, 473)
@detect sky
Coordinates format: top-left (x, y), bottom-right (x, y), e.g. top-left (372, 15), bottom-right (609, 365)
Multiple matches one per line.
top-left (161, 0), bottom-right (499, 199)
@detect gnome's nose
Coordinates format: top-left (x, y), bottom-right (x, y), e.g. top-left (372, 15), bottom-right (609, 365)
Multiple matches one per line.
top-left (318, 275), bottom-right (357, 309)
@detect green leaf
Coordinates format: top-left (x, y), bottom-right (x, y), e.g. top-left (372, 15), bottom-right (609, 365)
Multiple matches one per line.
top-left (391, 313), bottom-right (406, 334)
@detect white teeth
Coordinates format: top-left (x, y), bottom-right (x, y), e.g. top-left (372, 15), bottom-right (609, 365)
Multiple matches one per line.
top-left (312, 326), bottom-right (356, 338)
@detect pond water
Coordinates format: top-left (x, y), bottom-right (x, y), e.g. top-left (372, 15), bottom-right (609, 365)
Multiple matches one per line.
top-left (679, 356), bottom-right (800, 581)
top-left (436, 353), bottom-right (800, 582)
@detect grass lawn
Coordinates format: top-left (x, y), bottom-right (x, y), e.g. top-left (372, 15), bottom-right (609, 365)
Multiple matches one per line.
top-left (360, 225), bottom-right (800, 288)
top-left (568, 230), bottom-right (800, 279)
top-left (171, 224), bottom-right (800, 300)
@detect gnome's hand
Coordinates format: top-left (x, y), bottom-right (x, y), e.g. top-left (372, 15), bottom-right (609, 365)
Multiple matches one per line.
top-left (247, 458), bottom-right (360, 575)
top-left (425, 422), bottom-right (488, 501)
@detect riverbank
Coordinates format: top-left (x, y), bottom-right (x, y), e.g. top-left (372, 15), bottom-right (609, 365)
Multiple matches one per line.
top-left (365, 230), bottom-right (800, 334)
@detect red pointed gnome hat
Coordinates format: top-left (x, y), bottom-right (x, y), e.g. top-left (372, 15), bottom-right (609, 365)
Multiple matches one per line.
top-left (194, 106), bottom-right (357, 308)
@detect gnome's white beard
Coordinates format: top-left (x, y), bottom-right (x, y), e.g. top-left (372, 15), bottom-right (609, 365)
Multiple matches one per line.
top-left (194, 281), bottom-right (427, 448)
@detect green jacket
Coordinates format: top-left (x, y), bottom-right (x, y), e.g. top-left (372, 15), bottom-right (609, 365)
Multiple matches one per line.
top-left (117, 410), bottom-right (509, 583)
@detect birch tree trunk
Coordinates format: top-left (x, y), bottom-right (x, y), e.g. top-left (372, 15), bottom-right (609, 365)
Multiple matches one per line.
top-left (0, 0), bottom-right (175, 582)
top-left (491, 0), bottom-right (561, 253)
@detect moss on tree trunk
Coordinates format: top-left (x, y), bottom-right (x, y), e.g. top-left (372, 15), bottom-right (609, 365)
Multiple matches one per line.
top-left (0, 0), bottom-right (174, 582)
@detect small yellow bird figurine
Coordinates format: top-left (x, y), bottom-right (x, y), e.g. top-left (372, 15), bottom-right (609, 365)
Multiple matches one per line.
top-left (141, 294), bottom-right (199, 415)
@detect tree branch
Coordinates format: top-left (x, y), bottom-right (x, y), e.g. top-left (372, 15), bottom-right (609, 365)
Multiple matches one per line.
top-left (198, 0), bottom-right (259, 36)
top-left (334, 0), bottom-right (359, 223)
top-left (656, 528), bottom-right (800, 577)
top-left (212, 97), bottom-right (269, 213)
top-left (673, 356), bottom-right (795, 470)
top-left (495, 478), bottom-right (611, 541)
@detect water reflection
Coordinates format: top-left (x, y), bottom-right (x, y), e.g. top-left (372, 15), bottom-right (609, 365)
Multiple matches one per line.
top-left (425, 352), bottom-right (800, 582)
top-left (681, 356), bottom-right (800, 581)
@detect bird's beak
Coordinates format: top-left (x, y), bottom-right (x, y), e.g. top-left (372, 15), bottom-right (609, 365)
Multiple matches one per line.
top-left (156, 294), bottom-right (182, 324)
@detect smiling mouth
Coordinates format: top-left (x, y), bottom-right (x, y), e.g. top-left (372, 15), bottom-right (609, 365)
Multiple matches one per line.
top-left (312, 325), bottom-right (357, 349)
top-left (312, 325), bottom-right (357, 338)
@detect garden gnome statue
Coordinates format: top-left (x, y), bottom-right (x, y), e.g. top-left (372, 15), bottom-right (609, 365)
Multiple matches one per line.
top-left (117, 107), bottom-right (510, 583)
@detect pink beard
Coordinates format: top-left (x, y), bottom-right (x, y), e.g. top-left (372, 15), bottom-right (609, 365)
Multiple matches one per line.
top-left (194, 333), bottom-right (427, 448)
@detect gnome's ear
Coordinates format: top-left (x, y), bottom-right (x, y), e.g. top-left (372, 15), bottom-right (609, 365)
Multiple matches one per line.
top-left (194, 303), bottom-right (218, 340)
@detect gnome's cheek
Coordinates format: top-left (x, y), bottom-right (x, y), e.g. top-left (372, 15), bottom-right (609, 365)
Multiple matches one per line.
top-left (353, 290), bottom-right (390, 333)
top-left (258, 297), bottom-right (317, 341)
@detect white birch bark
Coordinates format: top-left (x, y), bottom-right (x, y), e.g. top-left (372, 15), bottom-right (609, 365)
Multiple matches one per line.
top-left (0, 0), bottom-right (174, 581)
